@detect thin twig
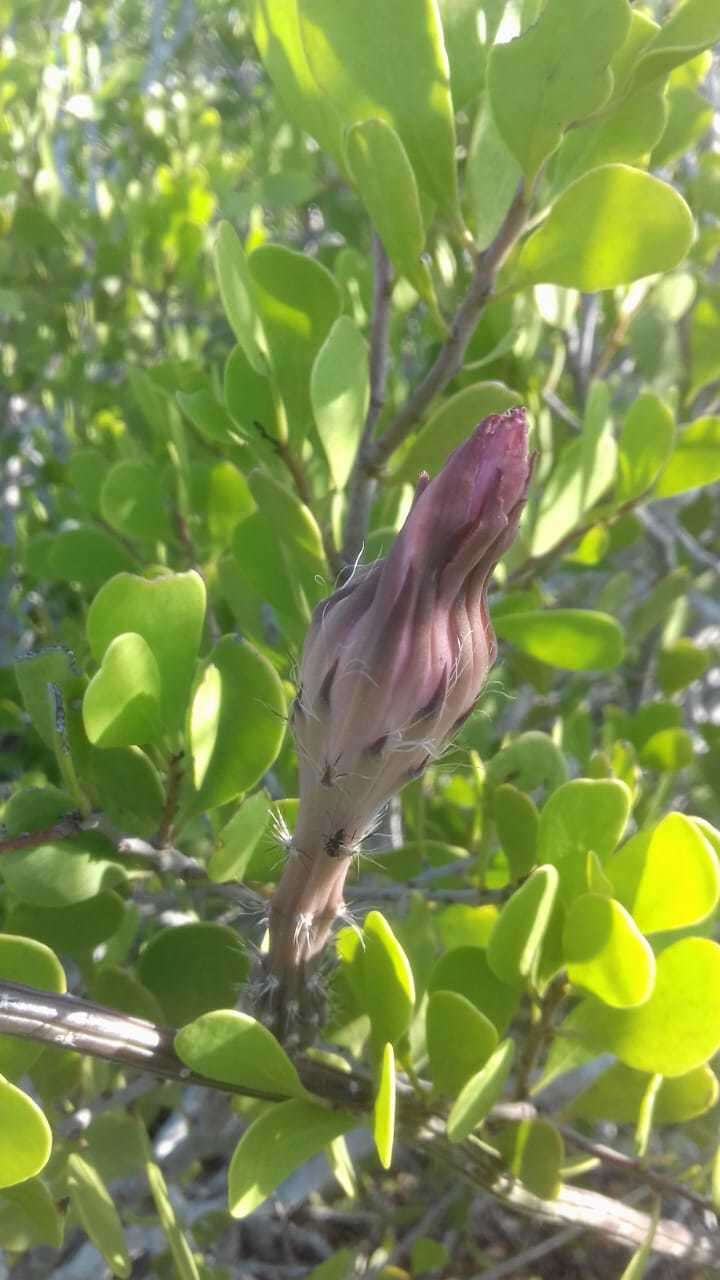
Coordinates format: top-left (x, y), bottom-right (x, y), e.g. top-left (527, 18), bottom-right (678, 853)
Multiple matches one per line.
top-left (342, 235), bottom-right (394, 564)
top-left (155, 750), bottom-right (184, 846)
top-left (370, 186), bottom-right (528, 470)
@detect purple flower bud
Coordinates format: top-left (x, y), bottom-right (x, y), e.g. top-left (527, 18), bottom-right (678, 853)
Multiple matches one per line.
top-left (267, 408), bottom-right (532, 1023)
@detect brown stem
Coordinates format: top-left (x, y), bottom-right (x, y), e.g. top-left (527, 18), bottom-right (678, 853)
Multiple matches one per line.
top-left (370, 186), bottom-right (528, 469)
top-left (514, 975), bottom-right (567, 1100)
top-left (155, 750), bottom-right (184, 847)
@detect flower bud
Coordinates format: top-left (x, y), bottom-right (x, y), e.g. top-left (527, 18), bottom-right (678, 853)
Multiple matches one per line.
top-left (265, 407), bottom-right (532, 1033)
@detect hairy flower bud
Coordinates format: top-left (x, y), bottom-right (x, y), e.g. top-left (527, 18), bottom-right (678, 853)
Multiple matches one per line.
top-left (265, 408), bottom-right (532, 1033)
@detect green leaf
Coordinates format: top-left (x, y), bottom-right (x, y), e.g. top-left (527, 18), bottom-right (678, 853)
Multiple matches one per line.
top-left (145, 1161), bottom-right (200, 1280)
top-left (530, 384), bottom-right (617, 556)
top-left (516, 166), bottom-right (695, 290)
top-left (83, 633), bottom-right (163, 748)
top-left (362, 911), bottom-right (415, 1049)
top-left (429, 948), bottom-right (519, 1035)
top-left (89, 746), bottom-right (165, 837)
top-left (466, 96), bottom-right (522, 251)
top-left (87, 571), bottom-right (206, 735)
top-left (299, 0), bottom-right (459, 220)
top-left (570, 1061), bottom-right (719, 1126)
top-left (435, 904), bottom-right (498, 951)
top-left (654, 417), bottom-right (720, 498)
top-left (310, 315), bottom-right (368, 491)
top-left (397, 383), bottom-right (521, 481)
top-left (485, 731), bottom-right (568, 796)
top-left (427, 991), bottom-right (498, 1095)
top-left (569, 938), bottom-right (720, 1077)
top-left (345, 119), bottom-right (432, 300)
top-left (629, 0), bottom-right (720, 90)
top-left (177, 387), bottom-right (239, 447)
top-left (447, 1039), bottom-right (515, 1143)
top-left (100, 461), bottom-right (173, 542)
top-left (214, 222), bottom-right (266, 373)
top-left (640, 727), bottom-right (694, 772)
top-left (658, 639), bottom-right (709, 695)
top-left (0, 1179), bottom-right (64, 1251)
top-left (186, 635), bottom-right (286, 813)
top-left (250, 470), bottom-right (328, 602)
top-left (224, 344), bottom-right (283, 442)
top-left (0, 935), bottom-right (65, 1078)
top-left (14, 647), bottom-right (84, 750)
top-left (0, 1078), bottom-right (52, 1190)
top-left (247, 244), bottom-right (341, 439)
top-left (91, 967), bottom-right (164, 1024)
top-left (494, 609), bottom-right (625, 671)
top-left (617, 392), bottom-right (675, 502)
top-left (175, 1009), bottom-right (305, 1098)
top-left (488, 0), bottom-right (631, 183)
top-left (228, 1099), bottom-right (353, 1218)
top-left (208, 793), bottom-right (271, 883)
top-left (537, 779), bottom-right (631, 864)
top-left (66, 1153), bottom-right (131, 1278)
top-left (497, 1118), bottom-right (564, 1200)
top-left (249, 0), bottom-right (346, 167)
top-left (46, 527), bottom-right (135, 589)
top-left (373, 1042), bottom-right (396, 1170)
top-left (138, 923), bottom-right (249, 1024)
top-left (605, 812), bottom-right (720, 933)
top-left (206, 462), bottom-right (255, 547)
top-left (7, 893), bottom-right (125, 959)
top-left (563, 894), bottom-right (655, 1008)
top-left (0, 820), bottom-right (124, 910)
top-left (487, 865), bottom-right (558, 986)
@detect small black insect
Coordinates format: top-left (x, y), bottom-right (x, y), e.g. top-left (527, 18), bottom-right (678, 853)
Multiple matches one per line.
top-left (324, 827), bottom-right (347, 858)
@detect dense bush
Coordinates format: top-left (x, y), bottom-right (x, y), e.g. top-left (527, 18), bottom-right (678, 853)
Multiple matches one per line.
top-left (2, 1), bottom-right (720, 1276)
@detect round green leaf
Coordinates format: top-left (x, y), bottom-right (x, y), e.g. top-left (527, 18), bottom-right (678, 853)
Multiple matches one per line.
top-left (571, 938), bottom-right (720, 1077)
top-left (83, 632), bottom-right (163, 748)
top-left (345, 119), bottom-right (431, 299)
top-left (494, 609), bottom-right (625, 671)
top-left (66, 1153), bottom-right (131, 1278)
top-left (606, 812), bottom-right (720, 933)
top-left (208, 792), bottom-right (271, 883)
top-left (428, 947), bottom-right (519, 1035)
top-left (0, 935), bottom-right (65, 1078)
top-left (228, 1099), bottom-right (353, 1218)
top-left (214, 221), bottom-right (266, 373)
top-left (362, 911), bottom-right (415, 1048)
top-left (186, 635), bottom-right (286, 813)
top-left (497, 1118), bottom-right (564, 1200)
top-left (658, 639), bottom-right (710, 695)
top-left (14, 649), bottom-right (84, 750)
top-left (494, 784), bottom-right (539, 880)
top-left (0, 1078), bottom-right (52, 1189)
top-left (138, 923), bottom-right (249, 1024)
top-left (0, 829), bottom-right (125, 909)
top-left (373, 1042), bottom-right (396, 1170)
top-left (537, 779), bottom-right (631, 864)
top-left (311, 315), bottom-right (369, 490)
top-left (0, 1178), bottom-right (63, 1251)
top-left (563, 894), bottom-right (655, 1008)
top-left (570, 1061), bottom-right (719, 1126)
top-left (89, 746), bottom-right (165, 837)
top-left (447, 1040), bottom-right (515, 1143)
top-left (434, 905), bottom-right (498, 951)
top-left (86, 571), bottom-right (206, 735)
top-left (299, 0), bottom-right (459, 219)
top-left (46, 527), bottom-right (135, 590)
top-left (248, 244), bottom-right (341, 438)
top-left (487, 865), bottom-right (559, 986)
top-left (654, 416), bottom-right (720, 498)
top-left (7, 892), bottom-right (125, 958)
top-left (175, 1009), bottom-right (304, 1098)
top-left (617, 392), bottom-right (675, 503)
top-left (427, 991), bottom-right (498, 1095)
top-left (488, 0), bottom-right (630, 183)
top-left (516, 166), bottom-right (695, 290)
top-left (100, 460), bottom-right (173, 541)
top-left (397, 382), bottom-right (521, 481)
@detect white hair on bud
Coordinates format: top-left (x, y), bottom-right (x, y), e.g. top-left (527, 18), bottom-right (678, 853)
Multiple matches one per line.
top-left (270, 807), bottom-right (293, 849)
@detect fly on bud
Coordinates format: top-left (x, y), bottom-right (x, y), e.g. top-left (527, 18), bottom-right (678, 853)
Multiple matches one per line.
top-left (264, 407), bottom-right (533, 1037)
